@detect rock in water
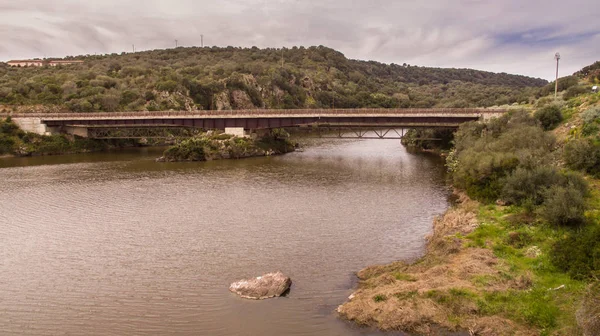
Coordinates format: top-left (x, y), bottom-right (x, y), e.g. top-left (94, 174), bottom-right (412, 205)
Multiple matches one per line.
top-left (229, 272), bottom-right (292, 300)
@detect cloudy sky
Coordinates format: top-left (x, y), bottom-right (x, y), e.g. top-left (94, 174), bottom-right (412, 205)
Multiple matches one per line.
top-left (2, 0), bottom-right (599, 80)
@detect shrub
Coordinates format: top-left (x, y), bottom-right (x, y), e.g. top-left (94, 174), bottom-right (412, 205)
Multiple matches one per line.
top-left (66, 98), bottom-right (94, 112)
top-left (162, 138), bottom-right (207, 161)
top-left (551, 225), bottom-right (600, 279)
top-left (582, 123), bottom-right (599, 137)
top-left (155, 80), bottom-right (179, 93)
top-left (582, 107), bottom-right (600, 136)
top-left (1, 118), bottom-right (20, 134)
top-left (500, 166), bottom-right (561, 207)
top-left (534, 105), bottom-right (563, 130)
top-left (0, 134), bottom-right (15, 154)
top-left (564, 138), bottom-right (600, 176)
top-left (538, 185), bottom-right (587, 227)
top-left (269, 128), bottom-right (290, 140)
top-left (450, 112), bottom-right (555, 202)
top-left (564, 85), bottom-right (589, 100)
top-left (455, 152), bottom-right (519, 202)
top-left (144, 91), bottom-right (156, 101)
top-left (582, 106), bottom-right (600, 124)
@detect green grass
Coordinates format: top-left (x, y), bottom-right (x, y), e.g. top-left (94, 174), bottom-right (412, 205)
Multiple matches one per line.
top-left (478, 288), bottom-right (560, 330)
top-left (373, 294), bottom-right (388, 302)
top-left (394, 291), bottom-right (418, 300)
top-left (394, 272), bottom-right (417, 282)
top-left (460, 203), bottom-right (589, 333)
top-left (471, 274), bottom-right (499, 287)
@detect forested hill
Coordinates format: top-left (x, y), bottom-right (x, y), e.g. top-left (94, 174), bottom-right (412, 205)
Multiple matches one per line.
top-left (0, 46), bottom-right (548, 113)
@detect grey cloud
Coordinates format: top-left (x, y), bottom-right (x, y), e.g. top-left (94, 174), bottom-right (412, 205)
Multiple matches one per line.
top-left (2, 0), bottom-right (599, 79)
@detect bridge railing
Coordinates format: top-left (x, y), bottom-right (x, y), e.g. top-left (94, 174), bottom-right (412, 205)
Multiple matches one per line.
top-left (0, 108), bottom-right (509, 118)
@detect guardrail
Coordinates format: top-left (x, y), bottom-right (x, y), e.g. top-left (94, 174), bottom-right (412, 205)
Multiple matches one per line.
top-left (0, 108), bottom-right (509, 118)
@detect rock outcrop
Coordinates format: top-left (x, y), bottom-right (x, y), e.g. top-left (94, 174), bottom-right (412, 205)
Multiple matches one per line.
top-left (229, 272), bottom-right (292, 300)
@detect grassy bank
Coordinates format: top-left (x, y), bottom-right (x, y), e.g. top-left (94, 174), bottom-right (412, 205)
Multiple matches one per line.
top-left (157, 129), bottom-right (296, 162)
top-left (0, 117), bottom-right (137, 157)
top-left (339, 85), bottom-right (600, 335)
top-left (339, 189), bottom-right (598, 335)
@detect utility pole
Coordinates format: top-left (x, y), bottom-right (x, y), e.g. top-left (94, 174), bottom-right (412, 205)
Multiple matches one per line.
top-left (132, 44), bottom-right (135, 53)
top-left (175, 39), bottom-right (178, 48)
top-left (201, 35), bottom-right (204, 48)
top-left (554, 52), bottom-right (561, 98)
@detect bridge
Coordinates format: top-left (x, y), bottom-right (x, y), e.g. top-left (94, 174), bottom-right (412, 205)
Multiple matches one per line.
top-left (3, 108), bottom-right (507, 139)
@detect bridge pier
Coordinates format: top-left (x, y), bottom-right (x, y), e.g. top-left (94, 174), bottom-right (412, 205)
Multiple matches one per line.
top-left (224, 127), bottom-right (248, 138)
top-left (63, 126), bottom-right (89, 138)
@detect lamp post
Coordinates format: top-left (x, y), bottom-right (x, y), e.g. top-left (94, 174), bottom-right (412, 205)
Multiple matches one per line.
top-left (554, 52), bottom-right (561, 98)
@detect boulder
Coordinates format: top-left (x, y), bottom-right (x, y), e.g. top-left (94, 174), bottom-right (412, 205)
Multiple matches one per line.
top-left (229, 272), bottom-right (292, 300)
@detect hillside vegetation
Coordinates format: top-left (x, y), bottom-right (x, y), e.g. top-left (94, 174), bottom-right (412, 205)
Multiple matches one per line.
top-left (0, 46), bottom-right (547, 113)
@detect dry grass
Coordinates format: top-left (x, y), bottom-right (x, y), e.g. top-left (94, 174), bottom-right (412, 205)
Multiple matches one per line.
top-left (577, 282), bottom-right (600, 336)
top-left (337, 191), bottom-right (538, 335)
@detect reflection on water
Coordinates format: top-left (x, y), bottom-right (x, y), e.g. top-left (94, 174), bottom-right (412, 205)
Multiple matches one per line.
top-left (0, 139), bottom-right (449, 335)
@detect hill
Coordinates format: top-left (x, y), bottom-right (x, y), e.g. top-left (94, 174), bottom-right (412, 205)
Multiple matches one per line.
top-left (0, 46), bottom-right (547, 113)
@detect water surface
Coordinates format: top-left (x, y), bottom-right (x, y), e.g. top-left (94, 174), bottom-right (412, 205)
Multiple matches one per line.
top-left (0, 140), bottom-right (449, 335)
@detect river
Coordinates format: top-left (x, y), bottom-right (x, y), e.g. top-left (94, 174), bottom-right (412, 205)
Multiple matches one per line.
top-left (0, 139), bottom-right (450, 335)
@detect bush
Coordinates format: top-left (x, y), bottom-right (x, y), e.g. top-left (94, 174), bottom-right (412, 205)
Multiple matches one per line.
top-left (564, 138), bottom-right (600, 176)
top-left (155, 80), bottom-right (179, 93)
top-left (582, 107), bottom-right (600, 136)
top-left (162, 137), bottom-right (207, 161)
top-left (551, 225), bottom-right (600, 279)
top-left (450, 111), bottom-right (555, 202)
top-left (1, 118), bottom-right (20, 135)
top-left (500, 166), bottom-right (561, 207)
top-left (582, 106), bottom-right (600, 124)
top-left (534, 105), bottom-right (563, 130)
top-left (564, 85), bottom-right (589, 100)
top-left (0, 134), bottom-right (15, 154)
top-left (538, 185), bottom-right (587, 227)
top-left (500, 167), bottom-right (588, 211)
top-left (582, 123), bottom-right (599, 137)
top-left (455, 152), bottom-right (519, 202)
